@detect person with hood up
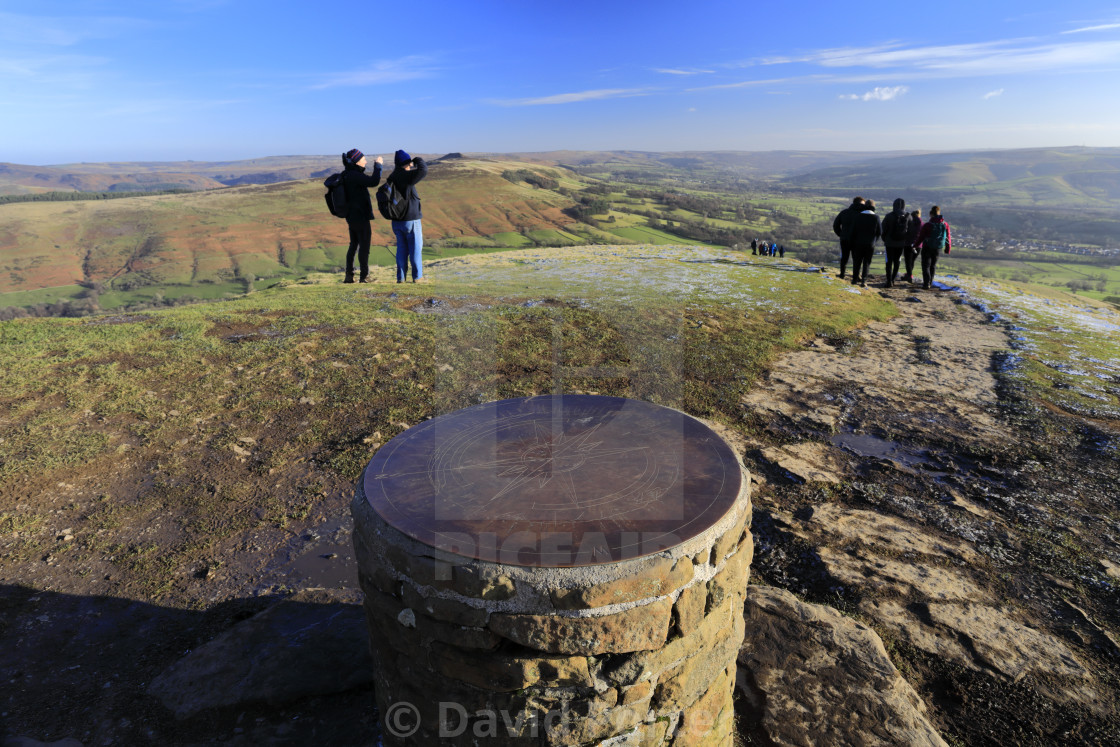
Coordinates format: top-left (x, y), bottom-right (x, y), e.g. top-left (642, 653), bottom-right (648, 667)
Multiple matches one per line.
top-left (881, 198), bottom-right (913, 287)
top-left (849, 199), bottom-right (881, 287)
top-left (832, 196), bottom-right (865, 279)
top-left (902, 208), bottom-right (923, 283)
top-left (386, 149), bottom-right (428, 283)
top-left (340, 148), bottom-right (383, 283)
top-left (915, 205), bottom-right (952, 289)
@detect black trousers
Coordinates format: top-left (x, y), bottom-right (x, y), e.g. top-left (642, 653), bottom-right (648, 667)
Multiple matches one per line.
top-left (885, 246), bottom-right (904, 282)
top-left (850, 244), bottom-right (874, 282)
top-left (903, 247), bottom-right (919, 279)
top-left (921, 249), bottom-right (940, 287)
top-left (346, 217), bottom-right (372, 278)
top-left (839, 239), bottom-right (853, 275)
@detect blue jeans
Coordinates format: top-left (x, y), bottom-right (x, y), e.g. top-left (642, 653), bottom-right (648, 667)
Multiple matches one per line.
top-left (392, 219), bottom-right (423, 281)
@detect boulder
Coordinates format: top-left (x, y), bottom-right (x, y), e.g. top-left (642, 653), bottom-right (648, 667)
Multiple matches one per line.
top-left (738, 585), bottom-right (947, 747)
top-left (148, 589), bottom-right (372, 718)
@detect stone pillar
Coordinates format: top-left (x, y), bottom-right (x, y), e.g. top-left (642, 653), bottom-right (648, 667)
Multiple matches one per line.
top-left (352, 395), bottom-right (751, 746)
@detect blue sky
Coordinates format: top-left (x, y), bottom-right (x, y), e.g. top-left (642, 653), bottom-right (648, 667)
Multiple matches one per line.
top-left (2, 0), bottom-right (1120, 163)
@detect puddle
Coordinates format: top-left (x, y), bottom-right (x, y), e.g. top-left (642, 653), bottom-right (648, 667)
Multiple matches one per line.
top-left (276, 515), bottom-right (359, 590)
top-left (830, 431), bottom-right (947, 477)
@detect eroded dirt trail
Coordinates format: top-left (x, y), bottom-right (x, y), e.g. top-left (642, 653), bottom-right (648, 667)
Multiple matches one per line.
top-left (738, 282), bottom-right (1120, 745)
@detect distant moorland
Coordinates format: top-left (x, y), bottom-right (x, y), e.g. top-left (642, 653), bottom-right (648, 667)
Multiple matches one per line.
top-left (2, 147), bottom-right (1118, 316)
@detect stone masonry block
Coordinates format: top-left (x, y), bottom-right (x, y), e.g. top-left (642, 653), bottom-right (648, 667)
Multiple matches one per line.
top-left (402, 582), bottom-right (491, 628)
top-left (489, 597), bottom-right (673, 656)
top-left (551, 556), bottom-right (694, 610)
top-left (431, 641), bottom-right (594, 691)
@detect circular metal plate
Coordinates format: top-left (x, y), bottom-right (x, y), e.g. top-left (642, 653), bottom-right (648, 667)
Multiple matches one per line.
top-left (362, 395), bottom-right (742, 567)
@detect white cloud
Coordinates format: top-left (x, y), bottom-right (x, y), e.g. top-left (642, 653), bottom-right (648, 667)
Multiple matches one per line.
top-left (983, 88), bottom-right (1005, 99)
top-left (490, 88), bottom-right (650, 106)
top-left (312, 57), bottom-right (438, 89)
top-left (840, 86), bottom-right (909, 101)
top-left (1062, 22), bottom-right (1120, 34)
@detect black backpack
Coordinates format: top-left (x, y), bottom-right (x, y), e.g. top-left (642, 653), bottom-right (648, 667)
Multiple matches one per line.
top-left (888, 212), bottom-right (909, 241)
top-left (376, 180), bottom-right (410, 221)
top-left (323, 172), bottom-right (347, 218)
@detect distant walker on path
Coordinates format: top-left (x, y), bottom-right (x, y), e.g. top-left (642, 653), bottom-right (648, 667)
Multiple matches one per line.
top-left (386, 150), bottom-right (428, 284)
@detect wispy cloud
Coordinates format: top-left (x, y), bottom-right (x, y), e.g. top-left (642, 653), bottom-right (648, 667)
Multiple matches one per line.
top-left (490, 88), bottom-right (651, 106)
top-left (1062, 22), bottom-right (1120, 34)
top-left (755, 37), bottom-right (1120, 77)
top-left (840, 86), bottom-right (908, 101)
top-left (0, 11), bottom-right (149, 46)
top-left (687, 76), bottom-right (804, 91)
top-left (654, 68), bottom-right (714, 75)
top-left (311, 57), bottom-right (439, 89)
top-left (983, 88), bottom-right (1005, 99)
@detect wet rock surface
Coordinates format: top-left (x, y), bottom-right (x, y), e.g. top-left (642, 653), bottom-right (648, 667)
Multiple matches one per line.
top-left (743, 282), bottom-right (1120, 745)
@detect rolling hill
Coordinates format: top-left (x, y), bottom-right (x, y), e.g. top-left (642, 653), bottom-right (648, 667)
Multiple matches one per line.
top-left (787, 146), bottom-right (1120, 208)
top-left (0, 157), bottom-right (606, 309)
top-left (0, 162), bottom-right (228, 194)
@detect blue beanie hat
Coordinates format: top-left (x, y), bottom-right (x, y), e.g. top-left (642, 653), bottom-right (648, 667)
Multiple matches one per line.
top-left (343, 148), bottom-right (363, 166)
top-left (394, 150), bottom-right (411, 166)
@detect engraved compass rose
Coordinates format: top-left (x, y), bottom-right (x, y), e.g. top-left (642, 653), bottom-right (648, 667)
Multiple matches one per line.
top-left (450, 422), bottom-right (654, 506)
top-left (362, 395), bottom-right (743, 567)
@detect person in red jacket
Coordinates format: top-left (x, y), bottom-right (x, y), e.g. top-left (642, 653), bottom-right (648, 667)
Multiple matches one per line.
top-left (914, 206), bottom-right (951, 289)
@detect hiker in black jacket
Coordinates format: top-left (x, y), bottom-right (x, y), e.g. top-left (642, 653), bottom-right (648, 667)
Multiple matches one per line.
top-left (881, 198), bottom-right (913, 287)
top-left (387, 150), bottom-right (428, 283)
top-left (340, 148), bottom-right (383, 283)
top-left (832, 196), bottom-right (865, 279)
top-left (849, 199), bottom-right (881, 287)
top-left (903, 208), bottom-right (923, 283)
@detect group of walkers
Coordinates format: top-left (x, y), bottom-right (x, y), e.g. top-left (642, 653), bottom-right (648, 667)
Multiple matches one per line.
top-left (751, 239), bottom-right (785, 258)
top-left (335, 159), bottom-right (953, 292)
top-left (339, 148), bottom-right (428, 284)
top-left (832, 197), bottom-right (952, 289)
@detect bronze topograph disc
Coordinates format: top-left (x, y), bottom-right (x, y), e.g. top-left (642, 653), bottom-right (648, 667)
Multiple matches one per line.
top-left (362, 395), bottom-right (742, 567)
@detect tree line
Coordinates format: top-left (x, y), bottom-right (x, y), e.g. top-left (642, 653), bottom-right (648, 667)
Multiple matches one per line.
top-left (0, 188), bottom-right (192, 205)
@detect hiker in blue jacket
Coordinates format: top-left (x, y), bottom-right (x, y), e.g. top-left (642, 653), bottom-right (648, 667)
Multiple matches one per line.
top-left (340, 148), bottom-right (383, 283)
top-left (386, 150), bottom-right (428, 283)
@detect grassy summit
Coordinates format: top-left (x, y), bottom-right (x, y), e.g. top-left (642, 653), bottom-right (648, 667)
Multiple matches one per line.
top-left (0, 246), bottom-right (893, 601)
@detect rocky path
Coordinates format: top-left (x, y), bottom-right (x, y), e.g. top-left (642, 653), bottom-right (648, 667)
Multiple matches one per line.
top-left (735, 280), bottom-right (1120, 746)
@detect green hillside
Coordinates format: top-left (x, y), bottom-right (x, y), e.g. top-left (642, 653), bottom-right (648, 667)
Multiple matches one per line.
top-left (789, 146), bottom-right (1120, 208)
